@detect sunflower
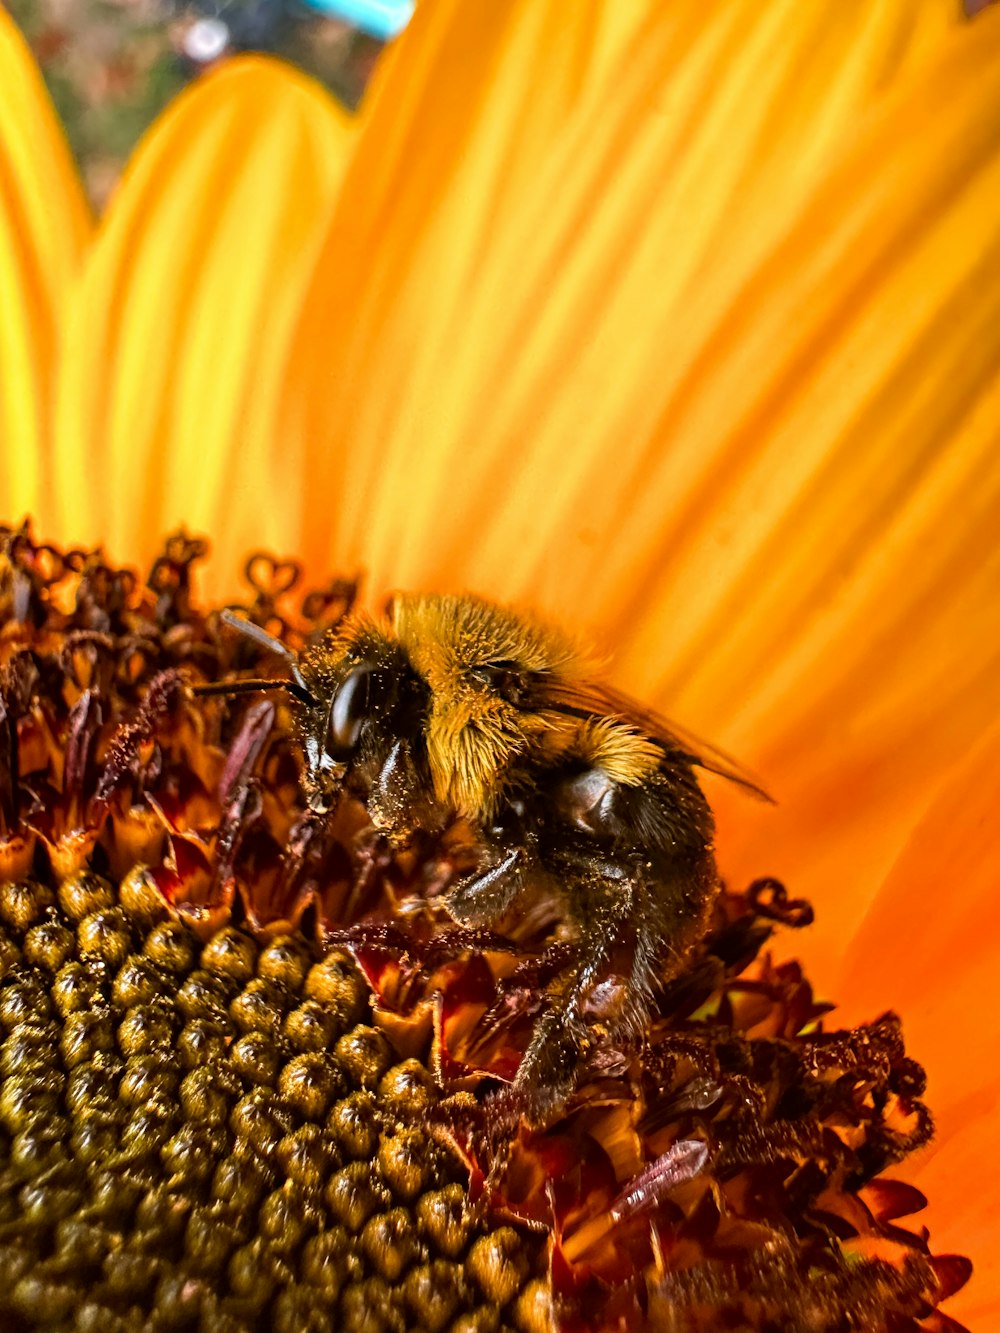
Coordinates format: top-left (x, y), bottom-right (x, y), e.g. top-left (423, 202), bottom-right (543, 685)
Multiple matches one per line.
top-left (1, 1), bottom-right (999, 1329)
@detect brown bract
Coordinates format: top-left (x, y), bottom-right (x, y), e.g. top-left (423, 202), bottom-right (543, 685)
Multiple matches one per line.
top-left (0, 525), bottom-right (971, 1331)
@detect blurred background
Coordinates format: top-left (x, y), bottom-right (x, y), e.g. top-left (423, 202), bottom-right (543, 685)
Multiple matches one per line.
top-left (6, 0), bottom-right (394, 207)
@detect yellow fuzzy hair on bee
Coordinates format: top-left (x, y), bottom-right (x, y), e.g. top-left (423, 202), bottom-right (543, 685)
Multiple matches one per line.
top-left (391, 594), bottom-right (587, 817)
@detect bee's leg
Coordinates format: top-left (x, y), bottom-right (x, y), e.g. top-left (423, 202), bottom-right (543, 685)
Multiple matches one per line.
top-left (610, 854), bottom-right (718, 1038)
top-left (441, 845), bottom-right (528, 926)
top-left (511, 855), bottom-right (710, 1120)
top-left (512, 868), bottom-right (635, 1121)
top-left (511, 1004), bottom-right (589, 1123)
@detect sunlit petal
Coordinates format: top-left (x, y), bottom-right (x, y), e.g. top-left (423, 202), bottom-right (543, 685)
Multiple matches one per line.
top-left (0, 10), bottom-right (91, 526)
top-left (282, 0), bottom-right (977, 599)
top-left (53, 58), bottom-right (356, 578)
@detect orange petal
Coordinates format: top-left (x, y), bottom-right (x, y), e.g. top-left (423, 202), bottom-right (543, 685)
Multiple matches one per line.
top-left (0, 11), bottom-right (91, 526)
top-left (52, 57), bottom-right (355, 584)
top-left (837, 721), bottom-right (1000, 1325)
top-left (281, 0), bottom-right (1000, 984)
top-left (709, 351), bottom-right (1000, 983)
top-left (281, 0), bottom-right (972, 599)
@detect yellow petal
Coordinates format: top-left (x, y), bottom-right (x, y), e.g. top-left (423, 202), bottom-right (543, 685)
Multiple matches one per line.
top-left (0, 11), bottom-right (91, 526)
top-left (280, 0), bottom-right (1000, 984)
top-left (53, 57), bottom-right (356, 581)
top-left (281, 0), bottom-right (972, 598)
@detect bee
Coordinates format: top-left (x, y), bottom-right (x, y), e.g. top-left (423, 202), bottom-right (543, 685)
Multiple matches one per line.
top-left (203, 595), bottom-right (768, 1120)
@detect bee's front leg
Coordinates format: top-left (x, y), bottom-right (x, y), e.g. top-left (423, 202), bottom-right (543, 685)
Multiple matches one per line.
top-left (441, 843), bottom-right (529, 926)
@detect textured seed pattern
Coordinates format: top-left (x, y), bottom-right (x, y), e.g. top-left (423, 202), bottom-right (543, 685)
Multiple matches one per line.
top-left (0, 872), bottom-right (543, 1331)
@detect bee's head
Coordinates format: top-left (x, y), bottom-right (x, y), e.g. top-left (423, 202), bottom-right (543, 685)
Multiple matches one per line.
top-left (196, 610), bottom-right (432, 825)
top-left (297, 618), bottom-right (431, 823)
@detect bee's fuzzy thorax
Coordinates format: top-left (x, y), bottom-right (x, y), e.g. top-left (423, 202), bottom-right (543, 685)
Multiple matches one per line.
top-left (387, 596), bottom-right (668, 806)
top-left (389, 592), bottom-right (586, 682)
top-left (389, 594), bottom-right (587, 817)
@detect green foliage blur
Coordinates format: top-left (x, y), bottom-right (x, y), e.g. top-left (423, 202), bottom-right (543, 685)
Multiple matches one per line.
top-left (6, 0), bottom-right (379, 208)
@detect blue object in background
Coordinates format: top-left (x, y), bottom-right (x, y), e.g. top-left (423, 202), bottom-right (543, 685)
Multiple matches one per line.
top-left (301, 0), bottom-right (413, 40)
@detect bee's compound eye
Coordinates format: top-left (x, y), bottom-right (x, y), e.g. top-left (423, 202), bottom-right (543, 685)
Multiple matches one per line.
top-left (326, 665), bottom-right (386, 758)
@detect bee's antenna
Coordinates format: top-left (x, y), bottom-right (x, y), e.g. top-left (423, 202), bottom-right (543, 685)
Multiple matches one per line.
top-left (217, 609), bottom-right (292, 662)
top-left (191, 609), bottom-right (317, 707)
top-left (191, 677), bottom-right (312, 703)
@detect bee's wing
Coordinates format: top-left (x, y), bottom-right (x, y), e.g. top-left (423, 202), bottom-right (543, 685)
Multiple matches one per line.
top-left (533, 676), bottom-right (774, 803)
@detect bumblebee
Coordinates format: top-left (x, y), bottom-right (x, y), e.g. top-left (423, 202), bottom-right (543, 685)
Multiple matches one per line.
top-left (209, 595), bottom-right (767, 1118)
